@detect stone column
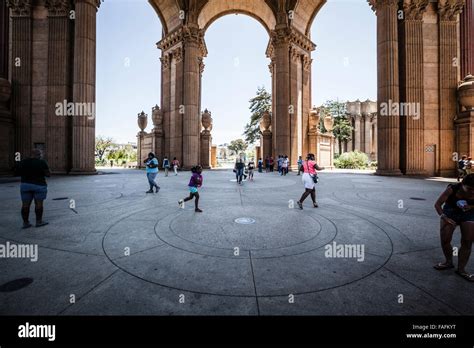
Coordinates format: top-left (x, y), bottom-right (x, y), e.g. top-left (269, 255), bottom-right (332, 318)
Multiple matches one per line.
top-left (8, 0), bottom-right (33, 161)
top-left (45, 0), bottom-right (72, 173)
top-left (272, 28), bottom-right (291, 159)
top-left (399, 0), bottom-right (428, 175)
top-left (354, 114), bottom-right (362, 151)
top-left (438, 0), bottom-right (463, 176)
top-left (364, 115), bottom-right (372, 154)
top-left (71, 0), bottom-right (100, 174)
top-left (151, 104), bottom-right (164, 159)
top-left (346, 116), bottom-right (353, 152)
top-left (289, 46), bottom-right (299, 168)
top-left (0, 0), bottom-right (8, 78)
top-left (370, 0), bottom-right (402, 175)
top-left (302, 55), bottom-right (312, 157)
top-left (460, 0), bottom-right (474, 78)
top-left (160, 53), bottom-right (171, 159)
top-left (0, 78), bottom-right (13, 175)
top-left (0, 2), bottom-right (13, 174)
top-left (182, 26), bottom-right (204, 169)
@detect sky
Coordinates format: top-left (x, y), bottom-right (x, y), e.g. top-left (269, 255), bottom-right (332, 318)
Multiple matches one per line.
top-left (96, 0), bottom-right (377, 145)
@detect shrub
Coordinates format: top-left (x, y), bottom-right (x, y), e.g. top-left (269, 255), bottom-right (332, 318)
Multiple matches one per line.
top-left (334, 151), bottom-right (369, 169)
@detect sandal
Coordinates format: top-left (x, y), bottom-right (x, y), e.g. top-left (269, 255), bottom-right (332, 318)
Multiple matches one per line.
top-left (455, 270), bottom-right (474, 282)
top-left (433, 262), bottom-right (454, 270)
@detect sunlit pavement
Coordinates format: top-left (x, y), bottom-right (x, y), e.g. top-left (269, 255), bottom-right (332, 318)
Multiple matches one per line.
top-left (0, 169), bottom-right (471, 315)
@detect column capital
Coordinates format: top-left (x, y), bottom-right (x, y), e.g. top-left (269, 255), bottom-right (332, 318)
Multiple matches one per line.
top-left (6, 0), bottom-right (32, 17)
top-left (303, 54), bottom-right (312, 71)
top-left (157, 25), bottom-right (207, 58)
top-left (45, 0), bottom-right (71, 17)
top-left (438, 0), bottom-right (464, 21)
top-left (368, 0), bottom-right (399, 13)
top-left (74, 0), bottom-right (101, 9)
top-left (403, 0), bottom-right (429, 20)
top-left (269, 27), bottom-right (316, 53)
top-left (198, 57), bottom-right (205, 75)
top-left (160, 53), bottom-right (171, 69)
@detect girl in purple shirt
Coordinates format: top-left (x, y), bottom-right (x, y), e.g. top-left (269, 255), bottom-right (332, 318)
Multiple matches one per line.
top-left (179, 165), bottom-right (203, 213)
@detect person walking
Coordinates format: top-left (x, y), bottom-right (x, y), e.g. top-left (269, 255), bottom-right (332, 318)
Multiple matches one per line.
top-left (282, 155), bottom-right (289, 176)
top-left (296, 153), bottom-right (324, 209)
top-left (178, 165), bottom-right (203, 213)
top-left (258, 158), bottom-right (263, 173)
top-left (17, 149), bottom-right (51, 228)
top-left (235, 157), bottom-right (245, 185)
top-left (297, 156), bottom-right (303, 175)
top-left (434, 174), bottom-right (474, 281)
top-left (163, 156), bottom-right (170, 177)
top-left (248, 159), bottom-right (255, 181)
top-left (144, 152), bottom-right (160, 193)
top-left (172, 157), bottom-right (180, 176)
top-left (458, 155), bottom-right (467, 182)
top-left (269, 156), bottom-right (274, 172)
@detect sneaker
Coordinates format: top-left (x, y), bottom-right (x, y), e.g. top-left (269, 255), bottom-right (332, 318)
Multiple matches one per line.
top-left (313, 202), bottom-right (319, 208)
top-left (146, 190), bottom-right (154, 194)
top-left (297, 201), bottom-right (303, 210)
top-left (22, 222), bottom-right (33, 229)
top-left (195, 208), bottom-right (203, 213)
top-left (155, 187), bottom-right (160, 193)
top-left (178, 199), bottom-right (184, 206)
top-left (36, 221), bottom-right (49, 228)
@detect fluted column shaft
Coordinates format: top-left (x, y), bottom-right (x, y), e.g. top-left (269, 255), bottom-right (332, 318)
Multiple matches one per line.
top-left (354, 115), bottom-right (361, 151)
top-left (46, 4), bottom-right (72, 173)
top-left (399, 2), bottom-right (427, 175)
top-left (273, 31), bottom-right (291, 159)
top-left (182, 35), bottom-right (201, 169)
top-left (438, 3), bottom-right (462, 176)
top-left (0, 1), bottom-right (8, 79)
top-left (373, 0), bottom-right (402, 175)
top-left (71, 0), bottom-right (98, 173)
top-left (364, 115), bottom-right (371, 154)
top-left (460, 0), bottom-right (474, 77)
top-left (161, 54), bottom-right (171, 158)
top-left (9, 2), bottom-right (33, 160)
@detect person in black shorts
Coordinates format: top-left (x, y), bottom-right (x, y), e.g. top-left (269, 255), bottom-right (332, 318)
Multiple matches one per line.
top-left (434, 174), bottom-right (474, 281)
top-left (17, 149), bottom-right (51, 228)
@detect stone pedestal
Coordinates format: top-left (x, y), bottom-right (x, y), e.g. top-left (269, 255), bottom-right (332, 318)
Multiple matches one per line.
top-left (211, 145), bottom-right (217, 168)
top-left (455, 111), bottom-right (474, 158)
top-left (262, 130), bottom-right (272, 159)
top-left (71, 0), bottom-right (99, 174)
top-left (318, 133), bottom-right (335, 169)
top-left (200, 131), bottom-right (211, 169)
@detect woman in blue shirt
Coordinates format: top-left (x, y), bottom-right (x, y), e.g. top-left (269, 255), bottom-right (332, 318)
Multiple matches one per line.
top-left (144, 152), bottom-right (160, 193)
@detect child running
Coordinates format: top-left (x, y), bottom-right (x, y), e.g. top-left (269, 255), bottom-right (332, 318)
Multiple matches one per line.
top-left (179, 165), bottom-right (203, 213)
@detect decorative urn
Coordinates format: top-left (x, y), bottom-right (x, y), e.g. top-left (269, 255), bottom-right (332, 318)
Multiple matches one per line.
top-left (324, 114), bottom-right (334, 132)
top-left (201, 109), bottom-right (213, 131)
top-left (259, 111), bottom-right (271, 132)
top-left (309, 107), bottom-right (320, 132)
top-left (152, 105), bottom-right (163, 126)
top-left (137, 111), bottom-right (148, 132)
top-left (458, 74), bottom-right (474, 110)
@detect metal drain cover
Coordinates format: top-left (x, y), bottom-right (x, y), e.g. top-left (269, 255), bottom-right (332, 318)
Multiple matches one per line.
top-left (234, 217), bottom-right (256, 225)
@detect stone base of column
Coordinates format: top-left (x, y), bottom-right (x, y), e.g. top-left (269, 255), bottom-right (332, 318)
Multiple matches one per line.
top-left (404, 170), bottom-right (428, 176)
top-left (375, 169), bottom-right (403, 176)
top-left (69, 169), bottom-right (98, 175)
top-left (438, 169), bottom-right (456, 178)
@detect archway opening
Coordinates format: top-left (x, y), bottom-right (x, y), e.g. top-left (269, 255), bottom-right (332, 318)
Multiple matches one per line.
top-left (310, 1), bottom-right (377, 164)
top-left (96, 0), bottom-right (162, 168)
top-left (201, 13), bottom-right (271, 168)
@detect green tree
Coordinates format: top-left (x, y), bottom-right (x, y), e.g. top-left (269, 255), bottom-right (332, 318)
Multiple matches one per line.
top-left (320, 100), bottom-right (352, 154)
top-left (95, 136), bottom-right (114, 161)
top-left (228, 139), bottom-right (248, 155)
top-left (243, 86), bottom-right (271, 144)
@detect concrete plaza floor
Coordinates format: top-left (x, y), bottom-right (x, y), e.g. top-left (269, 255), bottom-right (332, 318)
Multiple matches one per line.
top-left (0, 169), bottom-right (472, 315)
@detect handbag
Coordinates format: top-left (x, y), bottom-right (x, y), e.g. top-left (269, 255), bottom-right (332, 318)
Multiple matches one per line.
top-left (305, 161), bottom-right (319, 184)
